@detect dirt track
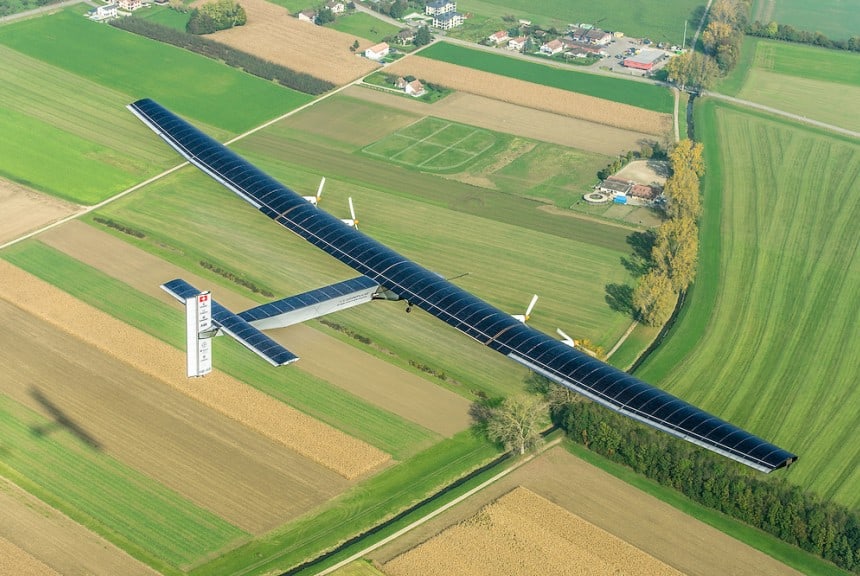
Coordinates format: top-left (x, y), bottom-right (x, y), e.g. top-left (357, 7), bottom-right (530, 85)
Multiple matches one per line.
top-left (0, 478), bottom-right (157, 576)
top-left (206, 0), bottom-right (378, 85)
top-left (0, 179), bottom-right (80, 245)
top-left (384, 486), bottom-right (684, 576)
top-left (0, 536), bottom-right (60, 576)
top-left (371, 446), bottom-right (802, 576)
top-left (345, 86), bottom-right (651, 156)
top-left (40, 220), bottom-right (472, 438)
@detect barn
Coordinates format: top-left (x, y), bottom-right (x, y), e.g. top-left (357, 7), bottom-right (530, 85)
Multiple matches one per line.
top-left (622, 50), bottom-right (663, 71)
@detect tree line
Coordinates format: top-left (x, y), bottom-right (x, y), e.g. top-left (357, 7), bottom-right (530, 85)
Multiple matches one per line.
top-left (631, 139), bottom-right (703, 327)
top-left (747, 20), bottom-right (860, 52)
top-left (110, 17), bottom-right (334, 95)
top-left (546, 392), bottom-right (860, 572)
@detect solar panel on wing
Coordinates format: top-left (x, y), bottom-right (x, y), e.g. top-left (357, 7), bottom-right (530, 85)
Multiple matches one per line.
top-left (131, 99), bottom-right (797, 473)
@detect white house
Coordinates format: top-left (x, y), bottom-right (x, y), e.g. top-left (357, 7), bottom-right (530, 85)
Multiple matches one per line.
top-left (365, 41), bottom-right (390, 61)
top-left (585, 28), bottom-right (612, 45)
top-left (425, 0), bottom-right (455, 16)
top-left (297, 9), bottom-right (316, 22)
top-left (325, 1), bottom-right (345, 14)
top-left (89, 3), bottom-right (117, 20)
top-left (432, 11), bottom-right (462, 29)
top-left (405, 79), bottom-right (426, 97)
top-left (540, 39), bottom-right (563, 55)
top-left (488, 30), bottom-right (509, 44)
top-left (507, 36), bottom-right (526, 51)
top-left (116, 0), bottom-right (141, 11)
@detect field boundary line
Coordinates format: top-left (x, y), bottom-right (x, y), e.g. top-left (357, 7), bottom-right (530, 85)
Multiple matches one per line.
top-left (390, 122), bottom-right (452, 161)
top-left (417, 129), bottom-right (487, 169)
top-left (317, 436), bottom-right (564, 576)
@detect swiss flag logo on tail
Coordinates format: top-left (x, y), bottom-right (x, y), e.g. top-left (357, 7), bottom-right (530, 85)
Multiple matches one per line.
top-left (198, 294), bottom-right (209, 303)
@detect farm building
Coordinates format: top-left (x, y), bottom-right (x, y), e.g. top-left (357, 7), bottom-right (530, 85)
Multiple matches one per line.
top-left (597, 178), bottom-right (633, 196)
top-left (396, 29), bottom-right (415, 44)
top-left (508, 36), bottom-right (527, 51)
top-left (488, 30), bottom-right (509, 44)
top-left (405, 80), bottom-right (426, 97)
top-left (297, 9), bottom-right (316, 22)
top-left (365, 42), bottom-right (390, 60)
top-left (623, 50), bottom-right (663, 71)
top-left (88, 3), bottom-right (117, 20)
top-left (116, 0), bottom-right (141, 11)
top-left (631, 184), bottom-right (660, 200)
top-left (540, 39), bottom-right (564, 55)
top-left (585, 28), bottom-right (612, 45)
top-left (425, 0), bottom-right (455, 16)
top-left (432, 11), bottom-right (463, 29)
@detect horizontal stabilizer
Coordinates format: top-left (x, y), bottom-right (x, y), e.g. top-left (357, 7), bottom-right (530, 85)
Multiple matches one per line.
top-left (240, 276), bottom-right (380, 330)
top-left (161, 279), bottom-right (298, 367)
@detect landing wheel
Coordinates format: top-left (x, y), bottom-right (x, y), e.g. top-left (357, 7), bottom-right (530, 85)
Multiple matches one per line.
top-left (405, 302), bottom-right (412, 313)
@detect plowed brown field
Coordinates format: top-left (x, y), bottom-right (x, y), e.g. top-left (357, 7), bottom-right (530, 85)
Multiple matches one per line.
top-left (0, 536), bottom-right (60, 576)
top-left (344, 86), bottom-right (650, 155)
top-left (205, 0), bottom-right (378, 86)
top-left (0, 477), bottom-right (158, 576)
top-left (383, 486), bottom-right (684, 576)
top-left (0, 179), bottom-right (80, 245)
top-left (385, 57), bottom-right (672, 136)
top-left (0, 261), bottom-right (389, 480)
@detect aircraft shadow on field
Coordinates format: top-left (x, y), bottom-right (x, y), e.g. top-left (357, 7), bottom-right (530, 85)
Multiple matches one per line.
top-left (29, 388), bottom-right (102, 451)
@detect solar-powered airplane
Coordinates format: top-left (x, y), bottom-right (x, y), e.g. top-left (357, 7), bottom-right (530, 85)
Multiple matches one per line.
top-left (129, 98), bottom-right (797, 474)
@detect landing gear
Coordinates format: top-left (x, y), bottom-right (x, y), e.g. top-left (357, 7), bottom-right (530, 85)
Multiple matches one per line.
top-left (405, 301), bottom-right (413, 313)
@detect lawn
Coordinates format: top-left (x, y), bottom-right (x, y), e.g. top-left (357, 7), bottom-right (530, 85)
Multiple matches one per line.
top-left (457, 0), bottom-right (702, 45)
top-left (751, 0), bottom-right (860, 41)
top-left (720, 39), bottom-right (860, 132)
top-left (419, 42), bottom-right (674, 113)
top-left (1, 241), bottom-right (441, 460)
top-left (136, 4), bottom-right (191, 31)
top-left (0, 10), bottom-right (311, 134)
top-left (0, 395), bottom-right (246, 574)
top-left (637, 100), bottom-right (860, 508)
top-left (327, 11), bottom-right (400, 41)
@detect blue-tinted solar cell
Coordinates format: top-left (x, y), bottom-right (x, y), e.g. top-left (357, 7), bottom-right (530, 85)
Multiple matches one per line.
top-left (134, 99), bottom-right (797, 473)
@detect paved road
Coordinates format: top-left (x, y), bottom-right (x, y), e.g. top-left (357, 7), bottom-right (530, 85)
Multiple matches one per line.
top-left (0, 0), bottom-right (93, 24)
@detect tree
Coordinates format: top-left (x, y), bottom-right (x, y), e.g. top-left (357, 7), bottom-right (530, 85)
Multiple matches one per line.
top-left (414, 25), bottom-right (431, 46)
top-left (670, 139), bottom-right (705, 177)
top-left (351, 39), bottom-right (360, 52)
top-left (652, 216), bottom-right (699, 291)
top-left (316, 7), bottom-right (334, 24)
top-left (485, 394), bottom-right (548, 455)
top-left (388, 0), bottom-right (405, 19)
top-left (633, 270), bottom-right (676, 326)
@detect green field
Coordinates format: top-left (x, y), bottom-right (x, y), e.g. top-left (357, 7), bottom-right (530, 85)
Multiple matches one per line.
top-left (638, 100), bottom-right (860, 508)
top-left (420, 42), bottom-right (674, 113)
top-left (717, 39), bottom-right (860, 133)
top-left (458, 0), bottom-right (701, 45)
top-left (751, 0), bottom-right (860, 40)
top-left (327, 12), bottom-right (400, 41)
top-left (0, 10), bottom-right (310, 134)
top-left (0, 395), bottom-right (246, 573)
top-left (1, 241), bottom-right (441, 460)
top-left (363, 117), bottom-right (498, 171)
top-left (136, 4), bottom-right (191, 31)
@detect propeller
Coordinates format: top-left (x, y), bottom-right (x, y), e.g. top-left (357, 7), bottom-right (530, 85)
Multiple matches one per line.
top-left (341, 197), bottom-right (359, 228)
top-left (556, 327), bottom-right (576, 347)
top-left (512, 294), bottom-right (538, 323)
top-left (303, 177), bottom-right (325, 206)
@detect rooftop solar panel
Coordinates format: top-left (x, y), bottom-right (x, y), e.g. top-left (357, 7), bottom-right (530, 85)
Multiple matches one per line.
top-left (132, 98), bottom-right (797, 473)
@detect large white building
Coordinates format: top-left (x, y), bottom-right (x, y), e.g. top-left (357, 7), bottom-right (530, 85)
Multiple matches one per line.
top-left (432, 11), bottom-right (462, 29)
top-left (425, 0), bottom-right (455, 16)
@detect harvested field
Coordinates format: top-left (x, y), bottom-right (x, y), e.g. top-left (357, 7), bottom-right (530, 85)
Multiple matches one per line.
top-left (383, 486), bottom-right (684, 576)
top-left (0, 300), bottom-right (351, 534)
top-left (0, 536), bottom-right (60, 576)
top-left (345, 86), bottom-right (651, 156)
top-left (0, 260), bottom-right (389, 479)
top-left (384, 57), bottom-right (672, 136)
top-left (372, 446), bottom-right (802, 576)
top-left (0, 179), bottom-right (80, 245)
top-left (40, 220), bottom-right (472, 438)
top-left (205, 0), bottom-right (378, 86)
top-left (0, 477), bottom-right (158, 576)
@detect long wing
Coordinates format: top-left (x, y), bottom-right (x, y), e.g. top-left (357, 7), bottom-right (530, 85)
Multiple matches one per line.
top-left (129, 98), bottom-right (797, 473)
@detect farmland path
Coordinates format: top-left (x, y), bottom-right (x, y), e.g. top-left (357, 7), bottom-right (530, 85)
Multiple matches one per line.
top-left (351, 1), bottom-right (404, 28)
top-left (704, 91), bottom-right (860, 139)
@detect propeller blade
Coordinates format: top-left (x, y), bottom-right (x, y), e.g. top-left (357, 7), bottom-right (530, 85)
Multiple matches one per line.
top-left (316, 177), bottom-right (325, 202)
top-left (349, 197), bottom-right (356, 221)
top-left (525, 294), bottom-right (539, 318)
top-left (556, 328), bottom-right (575, 346)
